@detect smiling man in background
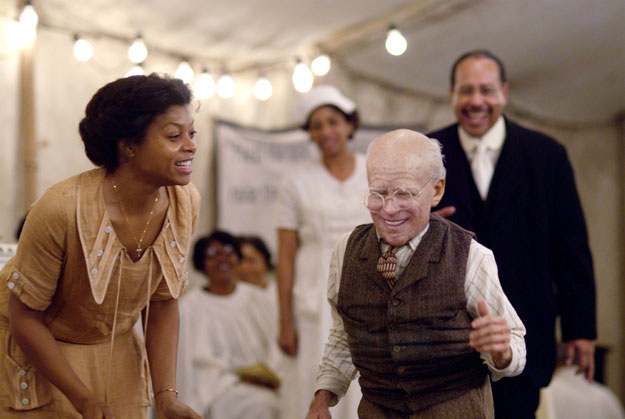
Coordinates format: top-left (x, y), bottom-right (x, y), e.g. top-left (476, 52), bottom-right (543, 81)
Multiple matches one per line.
top-left (428, 49), bottom-right (597, 418)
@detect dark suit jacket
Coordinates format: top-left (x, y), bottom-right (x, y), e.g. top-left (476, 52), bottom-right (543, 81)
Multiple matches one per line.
top-left (428, 118), bottom-right (596, 388)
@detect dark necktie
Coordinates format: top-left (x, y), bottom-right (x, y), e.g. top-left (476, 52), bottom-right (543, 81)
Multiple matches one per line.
top-left (377, 246), bottom-right (398, 288)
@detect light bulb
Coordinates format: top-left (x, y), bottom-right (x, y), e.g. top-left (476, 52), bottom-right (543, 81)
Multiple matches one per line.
top-left (311, 54), bottom-right (331, 76)
top-left (128, 35), bottom-right (148, 64)
top-left (254, 76), bottom-right (273, 101)
top-left (19, 3), bottom-right (38, 28)
top-left (73, 36), bottom-right (93, 62)
top-left (194, 69), bottom-right (216, 99)
top-left (292, 60), bottom-right (313, 93)
top-left (175, 61), bottom-right (195, 83)
top-left (385, 26), bottom-right (407, 56)
top-left (4, 20), bottom-right (26, 49)
top-left (125, 64), bottom-right (144, 77)
top-left (217, 73), bottom-right (235, 99)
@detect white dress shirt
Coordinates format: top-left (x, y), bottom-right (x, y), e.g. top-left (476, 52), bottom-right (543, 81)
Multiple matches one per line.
top-left (459, 116), bottom-right (506, 200)
top-left (315, 223), bottom-right (526, 402)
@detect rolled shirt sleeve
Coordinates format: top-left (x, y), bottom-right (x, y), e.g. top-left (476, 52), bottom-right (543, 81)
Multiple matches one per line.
top-left (7, 187), bottom-right (69, 311)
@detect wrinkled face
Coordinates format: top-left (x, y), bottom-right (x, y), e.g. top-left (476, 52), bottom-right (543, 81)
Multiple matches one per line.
top-left (308, 106), bottom-right (354, 158)
top-left (237, 243), bottom-right (268, 286)
top-left (203, 241), bottom-right (239, 283)
top-left (125, 105), bottom-right (196, 186)
top-left (367, 135), bottom-right (444, 247)
top-left (451, 57), bottom-right (509, 137)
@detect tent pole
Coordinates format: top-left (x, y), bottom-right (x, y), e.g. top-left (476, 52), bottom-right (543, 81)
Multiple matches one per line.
top-left (17, 0), bottom-right (37, 212)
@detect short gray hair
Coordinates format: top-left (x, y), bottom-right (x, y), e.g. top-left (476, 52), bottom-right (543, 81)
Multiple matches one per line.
top-left (423, 137), bottom-right (446, 180)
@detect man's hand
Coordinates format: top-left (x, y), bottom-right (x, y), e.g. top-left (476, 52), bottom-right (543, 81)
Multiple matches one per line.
top-left (279, 320), bottom-right (298, 356)
top-left (306, 390), bottom-right (334, 419)
top-left (433, 206), bottom-right (456, 218)
top-left (469, 300), bottom-right (512, 369)
top-left (564, 339), bottom-right (595, 382)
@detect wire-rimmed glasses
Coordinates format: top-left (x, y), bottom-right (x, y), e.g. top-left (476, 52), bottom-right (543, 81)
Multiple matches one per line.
top-left (363, 177), bottom-right (437, 213)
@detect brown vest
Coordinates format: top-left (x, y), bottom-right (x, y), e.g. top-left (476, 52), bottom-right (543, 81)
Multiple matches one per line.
top-left (338, 214), bottom-right (488, 413)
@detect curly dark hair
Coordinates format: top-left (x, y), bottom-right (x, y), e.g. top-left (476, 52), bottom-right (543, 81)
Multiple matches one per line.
top-left (78, 73), bottom-right (192, 172)
top-left (192, 230), bottom-right (242, 272)
top-left (237, 235), bottom-right (274, 271)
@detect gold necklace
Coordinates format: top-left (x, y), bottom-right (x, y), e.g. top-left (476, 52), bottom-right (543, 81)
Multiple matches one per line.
top-left (112, 183), bottom-right (159, 258)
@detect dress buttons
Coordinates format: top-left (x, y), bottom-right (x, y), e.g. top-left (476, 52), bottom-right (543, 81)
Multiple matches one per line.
top-left (20, 382), bottom-right (28, 389)
top-left (7, 282), bottom-right (15, 290)
top-left (97, 249), bottom-right (103, 257)
top-left (170, 241), bottom-right (176, 248)
top-left (91, 268), bottom-right (98, 275)
top-left (178, 257), bottom-right (185, 263)
top-left (21, 398), bottom-right (29, 405)
top-left (105, 226), bottom-right (112, 233)
top-left (392, 299), bottom-right (401, 307)
top-left (12, 272), bottom-right (19, 280)
top-left (393, 345), bottom-right (401, 353)
top-left (18, 369), bottom-right (26, 376)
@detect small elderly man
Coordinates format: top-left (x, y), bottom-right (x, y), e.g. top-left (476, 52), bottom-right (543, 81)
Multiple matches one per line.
top-left (306, 129), bottom-right (526, 419)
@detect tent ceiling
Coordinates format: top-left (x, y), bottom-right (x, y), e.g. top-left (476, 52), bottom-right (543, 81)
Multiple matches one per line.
top-left (18, 0), bottom-right (625, 125)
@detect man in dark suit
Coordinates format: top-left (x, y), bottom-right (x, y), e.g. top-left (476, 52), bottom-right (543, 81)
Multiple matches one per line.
top-left (429, 49), bottom-right (597, 419)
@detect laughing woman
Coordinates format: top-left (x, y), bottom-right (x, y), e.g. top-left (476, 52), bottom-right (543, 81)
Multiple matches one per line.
top-left (0, 74), bottom-right (201, 418)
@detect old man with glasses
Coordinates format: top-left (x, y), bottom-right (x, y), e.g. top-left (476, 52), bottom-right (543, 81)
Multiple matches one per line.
top-left (307, 129), bottom-right (526, 419)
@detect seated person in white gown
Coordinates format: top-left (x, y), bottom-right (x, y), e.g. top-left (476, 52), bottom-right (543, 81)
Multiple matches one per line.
top-left (545, 344), bottom-right (624, 419)
top-left (177, 230), bottom-right (280, 419)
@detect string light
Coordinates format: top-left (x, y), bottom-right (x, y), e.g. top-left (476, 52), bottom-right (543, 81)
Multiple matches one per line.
top-left (217, 72), bottom-right (235, 99)
top-left (19, 1), bottom-right (38, 28)
top-left (385, 25), bottom-right (407, 56)
top-left (125, 63), bottom-right (144, 77)
top-left (128, 34), bottom-right (148, 64)
top-left (73, 34), bottom-right (93, 62)
top-left (292, 59), bottom-right (313, 93)
top-left (194, 68), bottom-right (216, 99)
top-left (14, 1), bottom-right (38, 47)
top-left (311, 54), bottom-right (331, 76)
top-left (253, 75), bottom-right (272, 101)
top-left (22, 13), bottom-right (415, 98)
top-left (175, 60), bottom-right (195, 83)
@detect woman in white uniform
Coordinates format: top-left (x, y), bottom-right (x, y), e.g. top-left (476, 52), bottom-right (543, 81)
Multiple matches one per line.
top-left (276, 85), bottom-right (370, 418)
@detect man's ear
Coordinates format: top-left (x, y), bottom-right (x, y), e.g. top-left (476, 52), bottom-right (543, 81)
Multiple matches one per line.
top-left (431, 178), bottom-right (445, 207)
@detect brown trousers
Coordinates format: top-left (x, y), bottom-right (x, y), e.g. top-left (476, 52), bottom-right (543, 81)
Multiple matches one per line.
top-left (357, 377), bottom-right (494, 419)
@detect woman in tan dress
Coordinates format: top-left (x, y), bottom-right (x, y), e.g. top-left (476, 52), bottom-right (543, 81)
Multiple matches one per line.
top-left (0, 74), bottom-right (202, 418)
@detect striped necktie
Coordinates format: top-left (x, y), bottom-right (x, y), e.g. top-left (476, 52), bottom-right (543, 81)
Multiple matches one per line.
top-left (377, 246), bottom-right (398, 288)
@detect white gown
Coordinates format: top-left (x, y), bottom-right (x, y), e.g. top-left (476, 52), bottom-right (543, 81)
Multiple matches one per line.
top-left (276, 153), bottom-right (370, 418)
top-left (177, 284), bottom-right (281, 419)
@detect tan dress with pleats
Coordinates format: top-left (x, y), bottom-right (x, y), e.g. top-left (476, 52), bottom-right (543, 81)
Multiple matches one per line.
top-left (0, 168), bottom-right (199, 418)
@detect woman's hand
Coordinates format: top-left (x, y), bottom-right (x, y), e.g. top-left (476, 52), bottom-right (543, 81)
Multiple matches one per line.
top-left (279, 320), bottom-right (298, 356)
top-left (155, 392), bottom-right (202, 419)
top-left (76, 398), bottom-right (114, 418)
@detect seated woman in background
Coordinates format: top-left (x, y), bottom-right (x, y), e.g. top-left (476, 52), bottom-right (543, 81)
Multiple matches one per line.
top-left (237, 235), bottom-right (276, 313)
top-left (177, 230), bottom-right (280, 419)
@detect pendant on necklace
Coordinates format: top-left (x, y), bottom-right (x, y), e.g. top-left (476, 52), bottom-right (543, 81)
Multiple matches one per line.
top-left (137, 247), bottom-right (142, 257)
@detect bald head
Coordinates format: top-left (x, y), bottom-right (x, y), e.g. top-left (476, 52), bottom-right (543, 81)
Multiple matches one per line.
top-left (365, 129), bottom-right (447, 246)
top-left (366, 129), bottom-right (445, 182)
